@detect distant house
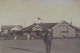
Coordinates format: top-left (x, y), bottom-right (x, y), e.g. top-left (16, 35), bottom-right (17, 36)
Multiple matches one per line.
top-left (1, 25), bottom-right (23, 36)
top-left (23, 21), bottom-right (80, 38)
top-left (23, 23), bottom-right (57, 39)
top-left (52, 21), bottom-right (77, 38)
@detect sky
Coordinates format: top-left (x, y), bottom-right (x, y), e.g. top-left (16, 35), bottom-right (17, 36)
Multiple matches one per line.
top-left (0, 0), bottom-right (80, 27)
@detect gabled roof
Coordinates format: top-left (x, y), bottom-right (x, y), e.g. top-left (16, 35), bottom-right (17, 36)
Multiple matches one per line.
top-left (23, 21), bottom-right (80, 32)
top-left (1, 25), bottom-right (23, 30)
top-left (60, 21), bottom-right (77, 29)
top-left (11, 27), bottom-right (22, 31)
top-left (23, 23), bottom-right (58, 32)
top-left (59, 21), bottom-right (80, 31)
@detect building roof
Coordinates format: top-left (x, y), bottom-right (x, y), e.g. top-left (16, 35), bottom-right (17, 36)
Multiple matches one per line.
top-left (1, 25), bottom-right (23, 30)
top-left (23, 23), bottom-right (58, 32)
top-left (60, 21), bottom-right (77, 29)
top-left (23, 21), bottom-right (80, 32)
top-left (11, 27), bottom-right (22, 31)
top-left (59, 21), bottom-right (80, 31)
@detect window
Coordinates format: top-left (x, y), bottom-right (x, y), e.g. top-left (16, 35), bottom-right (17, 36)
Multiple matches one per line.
top-left (61, 26), bottom-right (68, 33)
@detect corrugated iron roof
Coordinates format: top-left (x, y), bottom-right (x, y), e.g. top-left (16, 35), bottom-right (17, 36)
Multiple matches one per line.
top-left (23, 21), bottom-right (80, 32)
top-left (23, 23), bottom-right (58, 32)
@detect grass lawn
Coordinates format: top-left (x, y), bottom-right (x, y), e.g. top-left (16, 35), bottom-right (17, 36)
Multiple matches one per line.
top-left (0, 38), bottom-right (80, 53)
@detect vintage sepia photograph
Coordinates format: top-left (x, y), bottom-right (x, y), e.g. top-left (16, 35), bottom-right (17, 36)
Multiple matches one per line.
top-left (0, 0), bottom-right (80, 53)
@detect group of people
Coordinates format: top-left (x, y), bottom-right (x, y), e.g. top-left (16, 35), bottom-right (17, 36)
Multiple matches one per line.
top-left (24, 33), bottom-right (34, 40)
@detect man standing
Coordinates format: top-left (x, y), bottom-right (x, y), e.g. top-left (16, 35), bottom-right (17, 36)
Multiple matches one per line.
top-left (27, 33), bottom-right (30, 40)
top-left (43, 29), bottom-right (53, 53)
